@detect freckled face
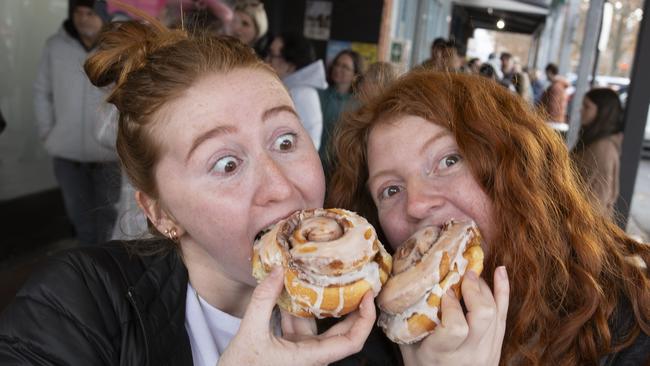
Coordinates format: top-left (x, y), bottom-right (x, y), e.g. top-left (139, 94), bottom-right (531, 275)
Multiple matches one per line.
top-left (152, 68), bottom-right (325, 285)
top-left (366, 115), bottom-right (496, 251)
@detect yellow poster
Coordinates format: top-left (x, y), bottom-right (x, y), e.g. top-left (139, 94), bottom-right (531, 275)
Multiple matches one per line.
top-left (351, 42), bottom-right (378, 64)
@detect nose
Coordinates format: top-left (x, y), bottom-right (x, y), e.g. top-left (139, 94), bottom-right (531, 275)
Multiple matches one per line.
top-left (405, 177), bottom-right (445, 220)
top-left (254, 154), bottom-right (294, 206)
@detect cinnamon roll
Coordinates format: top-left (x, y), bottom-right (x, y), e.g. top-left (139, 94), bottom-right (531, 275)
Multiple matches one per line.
top-left (377, 220), bottom-right (484, 344)
top-left (252, 208), bottom-right (392, 318)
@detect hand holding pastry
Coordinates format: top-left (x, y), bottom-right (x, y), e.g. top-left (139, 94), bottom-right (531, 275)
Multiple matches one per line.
top-left (377, 220), bottom-right (509, 366)
top-left (218, 266), bottom-right (377, 366)
top-left (400, 266), bottom-right (509, 366)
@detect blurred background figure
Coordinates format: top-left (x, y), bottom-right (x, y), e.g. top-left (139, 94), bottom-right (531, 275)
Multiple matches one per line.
top-left (33, 0), bottom-right (121, 245)
top-left (479, 63), bottom-right (499, 80)
top-left (318, 49), bottom-right (363, 168)
top-left (179, 0), bottom-right (234, 35)
top-left (572, 88), bottom-right (625, 218)
top-left (231, 0), bottom-right (269, 57)
top-left (525, 67), bottom-right (545, 104)
top-left (486, 52), bottom-right (504, 80)
top-left (353, 61), bottom-right (397, 104)
top-left (267, 33), bottom-right (327, 149)
top-left (320, 61), bottom-right (397, 181)
top-left (467, 57), bottom-right (481, 74)
top-left (512, 58), bottom-right (533, 104)
top-left (421, 37), bottom-right (457, 71)
top-left (500, 52), bottom-right (517, 91)
top-left (540, 63), bottom-right (570, 123)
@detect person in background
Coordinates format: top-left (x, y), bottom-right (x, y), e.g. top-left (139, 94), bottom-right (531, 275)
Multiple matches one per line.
top-left (320, 61), bottom-right (397, 181)
top-left (525, 66), bottom-right (545, 104)
top-left (449, 40), bottom-right (466, 72)
top-left (318, 50), bottom-right (363, 171)
top-left (231, 0), bottom-right (268, 57)
top-left (420, 38), bottom-right (456, 72)
top-left (486, 52), bottom-right (504, 80)
top-left (329, 71), bottom-right (650, 365)
top-left (540, 63), bottom-right (570, 123)
top-left (180, 0), bottom-right (234, 36)
top-left (33, 0), bottom-right (120, 245)
top-left (95, 104), bottom-right (149, 240)
top-left (467, 57), bottom-right (481, 74)
top-left (353, 62), bottom-right (397, 105)
top-left (512, 58), bottom-right (533, 104)
top-left (479, 63), bottom-right (499, 80)
top-left (572, 88), bottom-right (625, 218)
top-left (499, 52), bottom-right (517, 91)
top-left (266, 33), bottom-right (327, 149)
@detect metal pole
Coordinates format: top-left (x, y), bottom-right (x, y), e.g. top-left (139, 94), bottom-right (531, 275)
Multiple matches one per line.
top-left (558, 0), bottom-right (581, 75)
top-left (615, 0), bottom-right (650, 226)
top-left (411, 0), bottom-right (430, 66)
top-left (566, 0), bottom-right (605, 149)
top-left (549, 5), bottom-right (566, 63)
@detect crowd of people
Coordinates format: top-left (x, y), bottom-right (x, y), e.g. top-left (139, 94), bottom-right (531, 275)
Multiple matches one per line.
top-left (0, 0), bottom-right (648, 365)
top-left (418, 37), bottom-right (571, 125)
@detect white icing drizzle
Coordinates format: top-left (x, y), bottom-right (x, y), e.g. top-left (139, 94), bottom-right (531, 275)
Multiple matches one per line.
top-left (254, 208), bottom-right (388, 318)
top-left (378, 220), bottom-right (478, 314)
top-left (378, 220), bottom-right (480, 344)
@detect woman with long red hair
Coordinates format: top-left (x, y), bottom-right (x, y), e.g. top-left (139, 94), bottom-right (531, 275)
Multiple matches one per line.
top-left (328, 71), bottom-right (650, 365)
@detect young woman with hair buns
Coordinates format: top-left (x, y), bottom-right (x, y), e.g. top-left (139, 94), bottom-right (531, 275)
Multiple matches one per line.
top-left (328, 71), bottom-right (650, 365)
top-left (0, 12), bottom-right (395, 366)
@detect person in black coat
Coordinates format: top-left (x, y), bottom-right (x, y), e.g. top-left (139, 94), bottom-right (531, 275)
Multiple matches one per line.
top-left (0, 12), bottom-right (387, 366)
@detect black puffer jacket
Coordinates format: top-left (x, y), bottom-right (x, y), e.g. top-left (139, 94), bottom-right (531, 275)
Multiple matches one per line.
top-left (0, 241), bottom-right (401, 366)
top-left (0, 241), bottom-right (192, 365)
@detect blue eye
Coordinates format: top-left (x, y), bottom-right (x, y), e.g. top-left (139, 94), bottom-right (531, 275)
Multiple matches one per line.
top-left (273, 133), bottom-right (297, 151)
top-left (379, 185), bottom-right (403, 200)
top-left (212, 155), bottom-right (240, 174)
top-left (438, 153), bottom-right (462, 170)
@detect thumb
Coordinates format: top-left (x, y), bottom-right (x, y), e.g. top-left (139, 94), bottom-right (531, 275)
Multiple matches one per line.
top-left (240, 266), bottom-right (285, 333)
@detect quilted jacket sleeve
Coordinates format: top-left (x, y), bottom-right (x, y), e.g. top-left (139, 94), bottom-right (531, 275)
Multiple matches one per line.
top-left (0, 250), bottom-right (127, 365)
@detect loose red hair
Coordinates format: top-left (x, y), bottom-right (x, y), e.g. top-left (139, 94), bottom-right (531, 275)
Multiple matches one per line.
top-left (328, 71), bottom-right (650, 365)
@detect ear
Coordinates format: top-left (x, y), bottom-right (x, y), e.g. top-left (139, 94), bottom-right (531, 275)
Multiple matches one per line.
top-left (135, 190), bottom-right (185, 239)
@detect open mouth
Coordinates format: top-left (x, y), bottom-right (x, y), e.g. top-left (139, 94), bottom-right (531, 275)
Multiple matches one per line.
top-left (254, 226), bottom-right (272, 242)
top-left (254, 210), bottom-right (301, 243)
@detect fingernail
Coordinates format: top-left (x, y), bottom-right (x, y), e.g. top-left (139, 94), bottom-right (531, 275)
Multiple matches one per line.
top-left (498, 266), bottom-right (507, 279)
top-left (446, 288), bottom-right (456, 299)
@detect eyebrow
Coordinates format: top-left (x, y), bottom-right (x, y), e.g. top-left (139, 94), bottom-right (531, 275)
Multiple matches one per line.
top-left (262, 105), bottom-right (299, 122)
top-left (184, 105), bottom-right (299, 163)
top-left (418, 129), bottom-right (451, 156)
top-left (186, 125), bottom-right (238, 162)
top-left (367, 129), bottom-right (452, 188)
